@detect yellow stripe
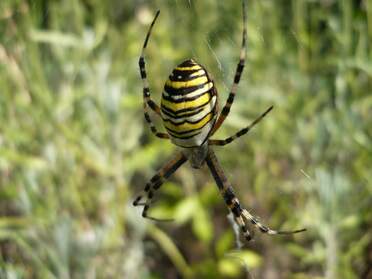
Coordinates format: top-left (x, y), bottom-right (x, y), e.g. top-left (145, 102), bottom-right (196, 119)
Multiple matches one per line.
top-left (162, 95), bottom-right (216, 120)
top-left (161, 92), bottom-right (211, 112)
top-left (165, 76), bottom-right (208, 89)
top-left (175, 65), bottom-right (202, 71)
top-left (164, 112), bottom-right (214, 133)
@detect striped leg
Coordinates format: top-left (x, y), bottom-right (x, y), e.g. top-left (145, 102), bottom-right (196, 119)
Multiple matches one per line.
top-left (208, 106), bottom-right (273, 146)
top-left (143, 103), bottom-right (169, 139)
top-left (205, 149), bottom-right (305, 242)
top-left (210, 0), bottom-right (247, 135)
top-left (139, 10), bottom-right (169, 139)
top-left (133, 152), bottom-right (187, 221)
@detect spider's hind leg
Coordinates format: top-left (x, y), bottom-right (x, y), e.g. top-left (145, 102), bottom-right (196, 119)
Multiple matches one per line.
top-left (223, 187), bottom-right (262, 242)
top-left (228, 194), bottom-right (306, 240)
top-left (241, 209), bottom-right (306, 235)
top-left (205, 149), bottom-right (305, 242)
top-left (133, 152), bottom-right (187, 222)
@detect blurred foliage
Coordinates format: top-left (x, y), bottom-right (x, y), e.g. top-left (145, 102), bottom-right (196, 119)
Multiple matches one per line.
top-left (0, 0), bottom-right (371, 278)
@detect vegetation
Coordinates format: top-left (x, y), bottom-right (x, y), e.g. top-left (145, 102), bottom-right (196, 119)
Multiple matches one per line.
top-left (0, 0), bottom-right (371, 278)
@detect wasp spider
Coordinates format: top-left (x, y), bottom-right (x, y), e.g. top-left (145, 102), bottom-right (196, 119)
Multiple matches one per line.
top-left (133, 0), bottom-right (305, 242)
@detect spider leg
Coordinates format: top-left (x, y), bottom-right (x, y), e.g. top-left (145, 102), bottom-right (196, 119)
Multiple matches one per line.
top-left (139, 10), bottom-right (169, 140)
top-left (143, 104), bottom-right (169, 139)
top-left (205, 149), bottom-right (305, 242)
top-left (133, 152), bottom-right (187, 222)
top-left (241, 209), bottom-right (306, 235)
top-left (208, 106), bottom-right (273, 146)
top-left (210, 0), bottom-right (247, 135)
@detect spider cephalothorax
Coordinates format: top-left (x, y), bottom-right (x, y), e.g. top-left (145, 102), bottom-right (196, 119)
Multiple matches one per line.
top-left (133, 0), bottom-right (305, 242)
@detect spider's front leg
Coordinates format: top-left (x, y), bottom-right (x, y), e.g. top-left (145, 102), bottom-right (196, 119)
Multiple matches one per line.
top-left (210, 0), bottom-right (247, 135)
top-left (133, 152), bottom-right (187, 221)
top-left (205, 149), bottom-right (306, 242)
top-left (138, 10), bottom-right (169, 140)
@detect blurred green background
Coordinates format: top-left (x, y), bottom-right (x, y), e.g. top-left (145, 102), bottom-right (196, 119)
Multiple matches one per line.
top-left (0, 0), bottom-right (371, 278)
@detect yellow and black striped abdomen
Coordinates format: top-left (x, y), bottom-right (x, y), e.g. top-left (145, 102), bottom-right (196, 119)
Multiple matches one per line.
top-left (161, 59), bottom-right (217, 148)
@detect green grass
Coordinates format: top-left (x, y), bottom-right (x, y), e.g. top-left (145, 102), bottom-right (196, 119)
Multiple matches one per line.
top-left (0, 0), bottom-right (371, 278)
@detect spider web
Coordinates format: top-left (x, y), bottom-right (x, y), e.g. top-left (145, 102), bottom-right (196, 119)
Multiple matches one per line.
top-left (171, 0), bottom-right (241, 95)
top-left (170, 1), bottom-right (255, 276)
top-left (169, 0), bottom-right (260, 136)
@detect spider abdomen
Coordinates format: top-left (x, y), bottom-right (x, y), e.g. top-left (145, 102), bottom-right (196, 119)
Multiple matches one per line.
top-left (161, 59), bottom-right (217, 148)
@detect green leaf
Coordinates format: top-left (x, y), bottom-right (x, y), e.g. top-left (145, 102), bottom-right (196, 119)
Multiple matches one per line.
top-left (174, 196), bottom-right (198, 224)
top-left (192, 203), bottom-right (213, 243)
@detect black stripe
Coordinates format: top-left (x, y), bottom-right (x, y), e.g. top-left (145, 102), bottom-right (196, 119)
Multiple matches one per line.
top-left (138, 58), bottom-right (147, 78)
top-left (177, 59), bottom-right (197, 67)
top-left (155, 133), bottom-right (168, 138)
top-left (138, 57), bottom-right (145, 67)
top-left (169, 74), bottom-right (205, 82)
top-left (143, 87), bottom-right (150, 97)
top-left (241, 224), bottom-right (248, 232)
top-left (152, 155), bottom-right (187, 190)
top-left (164, 155), bottom-right (188, 179)
top-left (227, 94), bottom-right (235, 103)
top-left (162, 95), bottom-right (212, 111)
top-left (259, 226), bottom-right (269, 233)
top-left (150, 175), bottom-right (160, 183)
top-left (166, 126), bottom-right (200, 136)
top-left (163, 111), bottom-right (213, 126)
top-left (142, 154), bottom-right (187, 199)
top-left (153, 180), bottom-right (163, 190)
top-left (164, 81), bottom-right (209, 96)
top-left (147, 100), bottom-right (158, 111)
top-left (166, 129), bottom-right (201, 140)
top-left (161, 106), bottom-right (204, 120)
top-left (144, 112), bottom-right (151, 122)
top-left (221, 106), bottom-right (230, 115)
top-left (165, 115), bottom-right (214, 136)
top-left (236, 128), bottom-right (249, 137)
top-left (140, 69), bottom-right (147, 79)
top-left (161, 99), bottom-right (214, 115)
top-left (231, 202), bottom-right (243, 217)
top-left (172, 69), bottom-right (203, 77)
top-left (148, 191), bottom-right (153, 198)
top-left (162, 89), bottom-right (212, 103)
top-left (234, 62), bottom-right (244, 83)
top-left (133, 196), bottom-right (141, 205)
top-left (172, 69), bottom-right (198, 76)
top-left (223, 188), bottom-right (235, 206)
top-left (142, 205), bottom-right (149, 217)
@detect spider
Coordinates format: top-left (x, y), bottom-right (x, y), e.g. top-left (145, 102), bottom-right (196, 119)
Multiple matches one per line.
top-left (133, 0), bottom-right (305, 242)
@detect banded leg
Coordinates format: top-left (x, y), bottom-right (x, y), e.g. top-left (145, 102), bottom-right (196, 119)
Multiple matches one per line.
top-left (205, 149), bottom-right (305, 242)
top-left (208, 106), bottom-right (273, 146)
top-left (143, 103), bottom-right (169, 139)
top-left (241, 209), bottom-right (306, 235)
top-left (210, 0), bottom-right (247, 135)
top-left (133, 152), bottom-right (187, 221)
top-left (139, 10), bottom-right (169, 139)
